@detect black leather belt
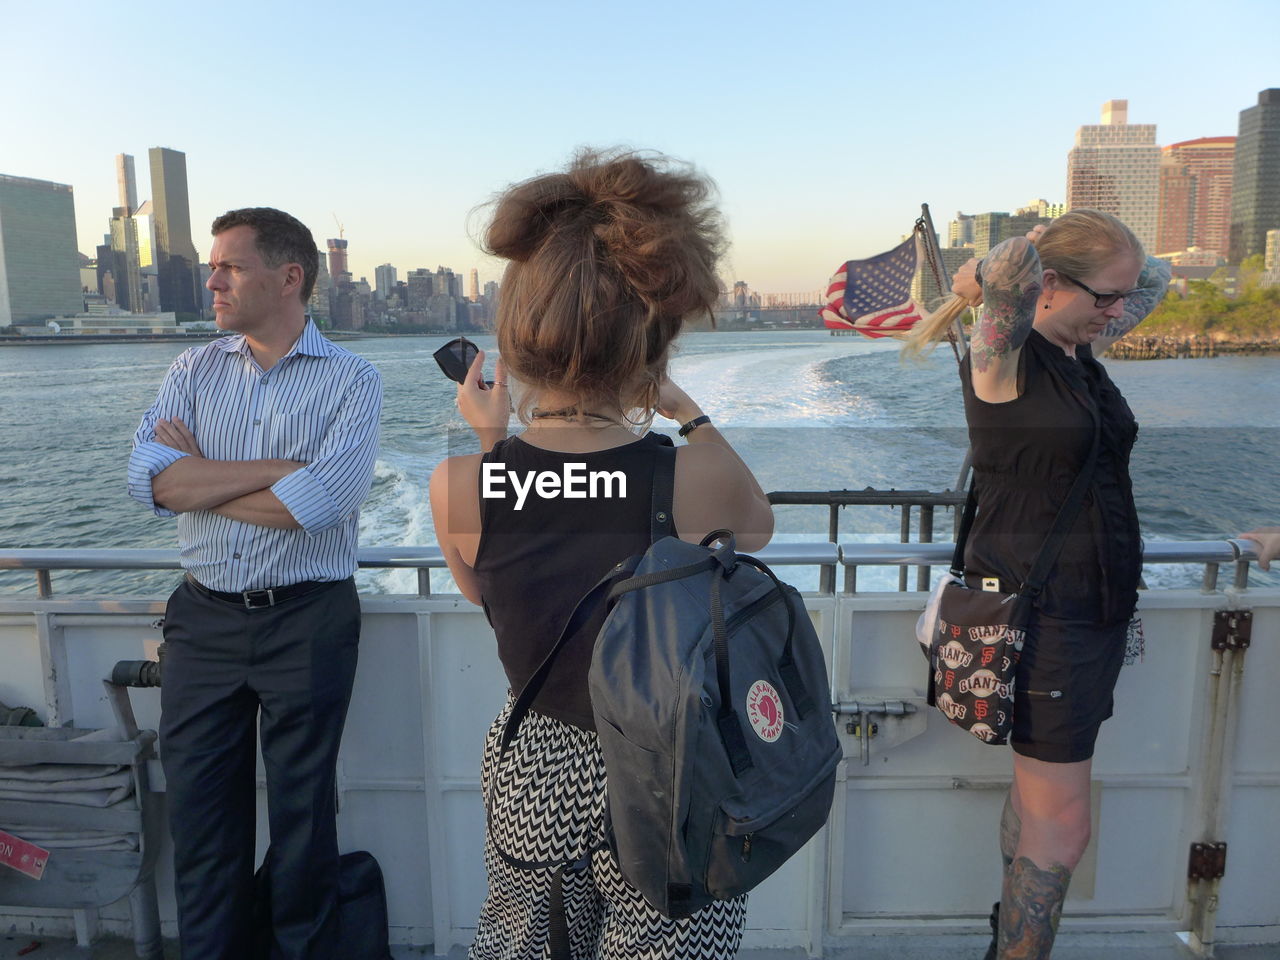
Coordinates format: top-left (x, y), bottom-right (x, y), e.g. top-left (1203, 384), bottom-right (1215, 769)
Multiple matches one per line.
top-left (185, 574), bottom-right (335, 609)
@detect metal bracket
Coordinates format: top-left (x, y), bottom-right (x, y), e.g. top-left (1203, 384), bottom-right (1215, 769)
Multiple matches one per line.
top-left (1211, 610), bottom-right (1252, 651)
top-left (1188, 841), bottom-right (1228, 881)
top-left (832, 693), bottom-right (926, 765)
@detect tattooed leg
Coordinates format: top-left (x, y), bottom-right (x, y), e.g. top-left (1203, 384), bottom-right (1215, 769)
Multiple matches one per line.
top-left (985, 791), bottom-right (1022, 960)
top-left (997, 856), bottom-right (1071, 959)
top-left (1000, 789), bottom-right (1021, 870)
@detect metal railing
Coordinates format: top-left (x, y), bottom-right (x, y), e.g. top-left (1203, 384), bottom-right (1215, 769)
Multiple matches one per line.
top-left (0, 540), bottom-right (1264, 600)
top-left (768, 489), bottom-right (968, 591)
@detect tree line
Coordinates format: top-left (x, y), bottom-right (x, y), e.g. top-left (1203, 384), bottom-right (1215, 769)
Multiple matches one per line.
top-left (1142, 254), bottom-right (1280, 339)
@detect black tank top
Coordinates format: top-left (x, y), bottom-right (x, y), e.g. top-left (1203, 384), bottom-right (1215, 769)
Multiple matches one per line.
top-left (959, 330), bottom-right (1141, 623)
top-left (473, 431), bottom-right (672, 730)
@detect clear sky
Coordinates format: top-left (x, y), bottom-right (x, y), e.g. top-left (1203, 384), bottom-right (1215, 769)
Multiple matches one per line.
top-left (2, 0), bottom-right (1276, 293)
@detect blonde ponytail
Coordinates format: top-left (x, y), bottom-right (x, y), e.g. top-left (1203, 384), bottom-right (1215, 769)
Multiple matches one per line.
top-left (901, 295), bottom-right (970, 360)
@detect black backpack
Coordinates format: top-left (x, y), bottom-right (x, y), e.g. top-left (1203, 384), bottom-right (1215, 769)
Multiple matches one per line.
top-left (253, 849), bottom-right (392, 959)
top-left (494, 444), bottom-right (840, 942)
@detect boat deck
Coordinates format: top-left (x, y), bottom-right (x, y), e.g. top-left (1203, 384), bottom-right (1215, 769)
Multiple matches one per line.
top-left (2, 933), bottom-right (1278, 960)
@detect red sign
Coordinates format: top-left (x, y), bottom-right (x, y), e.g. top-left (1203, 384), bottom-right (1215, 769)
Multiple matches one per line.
top-left (0, 830), bottom-right (49, 880)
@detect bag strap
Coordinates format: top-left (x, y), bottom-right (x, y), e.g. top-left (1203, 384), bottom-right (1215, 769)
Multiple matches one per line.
top-left (951, 397), bottom-right (1103, 603)
top-left (650, 439), bottom-right (677, 543)
top-left (735, 555), bottom-right (815, 720)
top-left (498, 568), bottom-right (622, 756)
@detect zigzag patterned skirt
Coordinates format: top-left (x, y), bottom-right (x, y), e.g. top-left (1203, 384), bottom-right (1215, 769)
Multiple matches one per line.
top-left (471, 696), bottom-right (748, 960)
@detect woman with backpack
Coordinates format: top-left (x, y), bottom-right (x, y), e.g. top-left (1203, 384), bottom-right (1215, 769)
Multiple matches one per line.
top-left (905, 210), bottom-right (1170, 958)
top-left (430, 149), bottom-right (773, 959)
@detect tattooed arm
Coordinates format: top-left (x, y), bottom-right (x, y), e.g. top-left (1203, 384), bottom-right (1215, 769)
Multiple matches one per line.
top-left (969, 236), bottom-right (1043, 403)
top-left (1094, 255), bottom-right (1172, 354)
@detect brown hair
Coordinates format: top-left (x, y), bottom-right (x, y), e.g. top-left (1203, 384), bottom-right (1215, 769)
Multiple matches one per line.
top-left (903, 209), bottom-right (1144, 359)
top-left (485, 149), bottom-right (724, 421)
top-left (211, 207), bottom-right (319, 303)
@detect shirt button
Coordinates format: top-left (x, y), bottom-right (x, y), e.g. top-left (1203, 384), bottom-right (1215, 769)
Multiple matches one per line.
top-left (253, 419), bottom-right (261, 426)
top-left (233, 553), bottom-right (242, 560)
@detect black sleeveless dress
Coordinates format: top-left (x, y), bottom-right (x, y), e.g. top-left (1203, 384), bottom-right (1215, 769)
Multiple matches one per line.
top-left (959, 330), bottom-right (1141, 762)
top-left (472, 431), bottom-right (670, 731)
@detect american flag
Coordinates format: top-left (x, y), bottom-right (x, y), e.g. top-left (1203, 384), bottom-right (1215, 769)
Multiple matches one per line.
top-left (820, 234), bottom-right (923, 338)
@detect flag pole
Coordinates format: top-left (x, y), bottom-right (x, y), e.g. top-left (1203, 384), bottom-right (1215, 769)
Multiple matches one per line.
top-left (918, 203), bottom-right (973, 492)
top-left (918, 203), bottom-right (968, 359)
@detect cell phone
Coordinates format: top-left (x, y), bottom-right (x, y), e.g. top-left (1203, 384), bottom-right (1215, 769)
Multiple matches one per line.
top-left (433, 337), bottom-right (492, 387)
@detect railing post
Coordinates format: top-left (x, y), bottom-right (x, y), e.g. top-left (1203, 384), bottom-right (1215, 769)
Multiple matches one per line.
top-left (1233, 560), bottom-right (1250, 591)
top-left (917, 505), bottom-right (934, 591)
top-left (898, 506), bottom-right (911, 591)
top-left (417, 569), bottom-right (432, 596)
top-left (36, 569), bottom-right (52, 598)
top-left (1202, 563), bottom-right (1220, 593)
top-left (821, 504), bottom-right (841, 594)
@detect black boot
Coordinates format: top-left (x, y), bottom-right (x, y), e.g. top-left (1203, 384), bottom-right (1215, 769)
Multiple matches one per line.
top-left (982, 901), bottom-right (999, 960)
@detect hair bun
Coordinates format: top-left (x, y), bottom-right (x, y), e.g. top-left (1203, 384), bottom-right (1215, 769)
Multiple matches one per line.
top-left (486, 149), bottom-right (723, 319)
top-left (484, 173), bottom-right (585, 263)
top-left (486, 149), bottom-right (725, 423)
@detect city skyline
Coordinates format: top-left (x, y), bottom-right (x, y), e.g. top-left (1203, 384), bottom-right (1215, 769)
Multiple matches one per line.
top-left (2, 0), bottom-right (1277, 293)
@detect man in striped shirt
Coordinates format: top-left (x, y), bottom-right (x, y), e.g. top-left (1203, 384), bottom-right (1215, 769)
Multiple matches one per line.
top-left (127, 207), bottom-right (381, 960)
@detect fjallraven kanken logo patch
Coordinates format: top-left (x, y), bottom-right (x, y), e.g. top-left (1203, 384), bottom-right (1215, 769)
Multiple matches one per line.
top-left (746, 680), bottom-right (784, 742)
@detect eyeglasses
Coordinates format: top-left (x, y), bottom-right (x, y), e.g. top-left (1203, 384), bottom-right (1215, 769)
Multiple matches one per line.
top-left (1057, 273), bottom-right (1137, 308)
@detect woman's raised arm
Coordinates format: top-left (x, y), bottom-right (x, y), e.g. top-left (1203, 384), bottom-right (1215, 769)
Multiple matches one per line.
top-left (1093, 256), bottom-right (1173, 354)
top-left (968, 235), bottom-right (1043, 402)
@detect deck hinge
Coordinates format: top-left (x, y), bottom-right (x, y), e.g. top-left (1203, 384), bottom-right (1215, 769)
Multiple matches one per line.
top-left (1188, 841), bottom-right (1228, 881)
top-left (1211, 610), bottom-right (1252, 651)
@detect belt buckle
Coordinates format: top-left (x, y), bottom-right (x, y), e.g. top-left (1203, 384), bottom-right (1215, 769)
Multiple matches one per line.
top-left (243, 588), bottom-right (275, 609)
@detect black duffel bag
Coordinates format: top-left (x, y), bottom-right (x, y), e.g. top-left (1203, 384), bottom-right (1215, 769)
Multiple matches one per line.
top-left (254, 849), bottom-right (392, 959)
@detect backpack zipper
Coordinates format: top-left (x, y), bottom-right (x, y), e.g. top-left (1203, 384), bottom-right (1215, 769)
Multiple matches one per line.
top-left (723, 587), bottom-right (783, 635)
top-left (741, 833), bottom-right (753, 862)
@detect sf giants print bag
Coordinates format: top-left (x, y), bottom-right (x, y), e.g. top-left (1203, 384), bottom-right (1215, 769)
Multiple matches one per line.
top-left (929, 407), bottom-right (1100, 745)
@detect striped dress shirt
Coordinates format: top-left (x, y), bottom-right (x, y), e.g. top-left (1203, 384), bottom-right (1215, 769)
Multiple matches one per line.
top-left (127, 321), bottom-right (382, 592)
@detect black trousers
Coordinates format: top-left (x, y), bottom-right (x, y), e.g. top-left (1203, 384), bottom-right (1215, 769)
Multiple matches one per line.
top-left (160, 577), bottom-right (360, 960)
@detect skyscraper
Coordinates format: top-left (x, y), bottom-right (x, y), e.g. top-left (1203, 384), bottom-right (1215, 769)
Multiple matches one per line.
top-left (436, 265), bottom-right (458, 298)
top-left (407, 268), bottom-right (433, 312)
top-left (148, 147), bottom-right (201, 316)
top-left (0, 174), bottom-right (82, 327)
top-left (1229, 89), bottom-right (1280, 263)
top-left (109, 206), bottom-right (144, 312)
top-left (308, 248), bottom-right (331, 321)
top-left (1066, 99), bottom-right (1161, 252)
top-left (116, 153), bottom-right (137, 215)
top-left (327, 239), bottom-right (350, 284)
top-left (133, 200), bottom-right (157, 269)
top-left (1156, 137), bottom-right (1234, 259)
top-left (948, 212), bottom-right (974, 247)
top-left (468, 268), bottom-right (480, 301)
top-left (375, 263), bottom-right (397, 300)
top-left (971, 212), bottom-right (1008, 257)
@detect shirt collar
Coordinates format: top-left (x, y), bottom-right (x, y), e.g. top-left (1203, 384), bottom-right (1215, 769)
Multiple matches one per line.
top-left (212, 319), bottom-right (334, 361)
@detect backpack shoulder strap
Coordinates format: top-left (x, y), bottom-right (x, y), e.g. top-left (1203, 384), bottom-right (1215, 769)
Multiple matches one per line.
top-left (650, 437), bottom-right (676, 542)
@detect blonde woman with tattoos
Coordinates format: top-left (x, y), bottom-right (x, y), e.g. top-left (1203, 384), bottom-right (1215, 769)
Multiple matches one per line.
top-left (906, 211), bottom-right (1171, 959)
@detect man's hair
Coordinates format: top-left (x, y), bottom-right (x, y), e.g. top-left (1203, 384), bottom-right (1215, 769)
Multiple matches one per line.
top-left (211, 207), bottom-right (319, 303)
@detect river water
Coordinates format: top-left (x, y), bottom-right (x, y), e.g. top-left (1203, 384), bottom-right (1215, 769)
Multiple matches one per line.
top-left (1, 331), bottom-right (1276, 596)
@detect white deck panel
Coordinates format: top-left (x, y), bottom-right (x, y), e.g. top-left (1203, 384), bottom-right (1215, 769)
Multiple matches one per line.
top-left (0, 565), bottom-right (1276, 956)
